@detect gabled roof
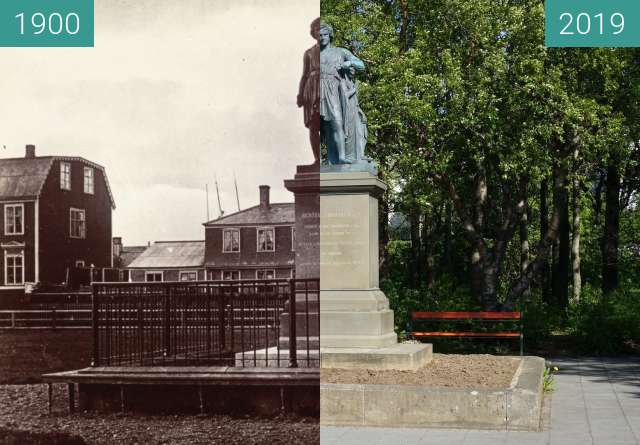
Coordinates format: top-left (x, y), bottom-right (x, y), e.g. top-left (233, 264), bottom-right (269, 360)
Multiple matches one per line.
top-left (203, 203), bottom-right (294, 226)
top-left (119, 246), bottom-right (148, 268)
top-left (0, 155), bottom-right (116, 208)
top-left (127, 241), bottom-right (205, 269)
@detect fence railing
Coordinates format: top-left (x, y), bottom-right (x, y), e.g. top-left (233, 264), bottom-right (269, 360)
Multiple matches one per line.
top-left (91, 279), bottom-right (319, 368)
top-left (0, 309), bottom-right (92, 329)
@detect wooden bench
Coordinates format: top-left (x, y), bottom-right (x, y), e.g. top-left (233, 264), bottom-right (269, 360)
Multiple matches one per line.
top-left (407, 311), bottom-right (523, 356)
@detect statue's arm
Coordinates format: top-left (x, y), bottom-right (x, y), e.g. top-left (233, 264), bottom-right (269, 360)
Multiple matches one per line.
top-left (342, 48), bottom-right (365, 72)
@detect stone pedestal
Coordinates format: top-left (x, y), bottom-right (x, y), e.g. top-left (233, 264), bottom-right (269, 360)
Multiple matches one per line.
top-left (319, 171), bottom-right (432, 370)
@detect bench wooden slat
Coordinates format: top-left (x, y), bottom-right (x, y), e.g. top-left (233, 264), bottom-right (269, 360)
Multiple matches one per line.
top-left (411, 311), bottom-right (520, 320)
top-left (411, 331), bottom-right (521, 338)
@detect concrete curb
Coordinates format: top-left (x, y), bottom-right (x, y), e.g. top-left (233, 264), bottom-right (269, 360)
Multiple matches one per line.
top-left (320, 356), bottom-right (545, 431)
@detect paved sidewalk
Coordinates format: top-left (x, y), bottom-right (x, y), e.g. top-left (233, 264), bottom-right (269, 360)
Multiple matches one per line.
top-left (321, 357), bottom-right (640, 445)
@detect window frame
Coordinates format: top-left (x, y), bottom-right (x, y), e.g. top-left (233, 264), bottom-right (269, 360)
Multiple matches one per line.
top-left (222, 270), bottom-right (240, 281)
top-left (255, 269), bottom-right (276, 280)
top-left (69, 208), bottom-right (86, 239)
top-left (83, 167), bottom-right (94, 195)
top-left (256, 226), bottom-right (275, 252)
top-left (222, 228), bottom-right (241, 253)
top-left (179, 270), bottom-right (198, 281)
top-left (60, 162), bottom-right (71, 191)
top-left (145, 271), bottom-right (163, 282)
top-left (4, 203), bottom-right (24, 236)
top-left (291, 226), bottom-right (296, 252)
top-left (4, 250), bottom-right (24, 286)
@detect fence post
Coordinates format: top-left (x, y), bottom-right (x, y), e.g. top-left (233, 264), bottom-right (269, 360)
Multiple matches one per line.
top-left (218, 288), bottom-right (226, 351)
top-left (51, 306), bottom-right (57, 330)
top-left (92, 287), bottom-right (99, 367)
top-left (11, 312), bottom-right (15, 329)
top-left (164, 288), bottom-right (170, 358)
top-left (288, 280), bottom-right (298, 368)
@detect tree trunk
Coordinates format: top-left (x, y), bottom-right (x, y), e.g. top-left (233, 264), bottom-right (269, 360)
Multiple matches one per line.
top-left (379, 186), bottom-right (390, 280)
top-left (508, 163), bottom-right (568, 302)
top-left (552, 171), bottom-right (570, 310)
top-left (481, 260), bottom-right (499, 309)
top-left (602, 159), bottom-right (621, 296)
top-left (409, 207), bottom-right (421, 285)
top-left (572, 176), bottom-right (582, 302)
top-left (539, 178), bottom-right (552, 304)
top-left (421, 212), bottom-right (435, 289)
top-left (443, 202), bottom-right (453, 272)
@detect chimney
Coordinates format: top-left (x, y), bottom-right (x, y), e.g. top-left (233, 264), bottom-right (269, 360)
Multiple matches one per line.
top-left (112, 237), bottom-right (122, 258)
top-left (25, 144), bottom-right (36, 159)
top-left (259, 185), bottom-right (270, 211)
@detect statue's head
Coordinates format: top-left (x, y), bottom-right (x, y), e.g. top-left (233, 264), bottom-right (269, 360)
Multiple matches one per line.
top-left (310, 17), bottom-right (320, 39)
top-left (319, 22), bottom-right (334, 46)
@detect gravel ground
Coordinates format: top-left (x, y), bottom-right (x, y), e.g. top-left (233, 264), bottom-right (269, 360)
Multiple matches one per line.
top-left (321, 354), bottom-right (521, 388)
top-left (0, 384), bottom-right (319, 445)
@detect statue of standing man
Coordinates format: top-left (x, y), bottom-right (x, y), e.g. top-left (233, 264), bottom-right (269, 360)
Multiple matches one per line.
top-left (319, 23), bottom-right (371, 168)
top-left (297, 21), bottom-right (372, 169)
top-left (297, 18), bottom-right (321, 165)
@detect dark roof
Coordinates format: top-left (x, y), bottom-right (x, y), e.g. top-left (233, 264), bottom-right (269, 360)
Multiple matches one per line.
top-left (203, 203), bottom-right (294, 226)
top-left (127, 241), bottom-right (205, 269)
top-left (119, 246), bottom-right (148, 268)
top-left (0, 155), bottom-right (115, 208)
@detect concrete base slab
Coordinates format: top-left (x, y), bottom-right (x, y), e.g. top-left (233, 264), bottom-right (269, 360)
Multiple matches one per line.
top-left (320, 356), bottom-right (545, 431)
top-left (320, 343), bottom-right (433, 371)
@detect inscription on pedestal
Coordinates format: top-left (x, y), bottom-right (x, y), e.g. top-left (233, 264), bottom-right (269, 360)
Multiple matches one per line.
top-left (294, 197), bottom-right (320, 279)
top-left (320, 194), bottom-right (376, 289)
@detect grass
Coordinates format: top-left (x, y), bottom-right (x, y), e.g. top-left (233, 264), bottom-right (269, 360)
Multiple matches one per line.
top-left (0, 329), bottom-right (92, 384)
top-left (542, 366), bottom-right (556, 393)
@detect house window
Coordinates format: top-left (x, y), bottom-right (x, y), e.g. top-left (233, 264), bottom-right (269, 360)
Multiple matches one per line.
top-left (4, 204), bottom-right (24, 235)
top-left (60, 162), bottom-right (71, 190)
top-left (222, 270), bottom-right (240, 281)
top-left (5, 252), bottom-right (24, 285)
top-left (70, 208), bottom-right (86, 239)
top-left (180, 271), bottom-right (198, 281)
top-left (145, 271), bottom-right (163, 282)
top-left (291, 227), bottom-right (296, 252)
top-left (84, 167), bottom-right (94, 194)
top-left (256, 269), bottom-right (275, 280)
top-left (223, 228), bottom-right (240, 253)
top-left (257, 227), bottom-right (275, 252)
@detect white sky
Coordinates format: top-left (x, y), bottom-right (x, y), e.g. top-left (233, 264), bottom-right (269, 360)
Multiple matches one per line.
top-left (0, 0), bottom-right (318, 245)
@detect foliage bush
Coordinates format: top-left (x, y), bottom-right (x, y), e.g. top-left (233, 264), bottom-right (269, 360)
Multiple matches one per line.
top-left (569, 285), bottom-right (640, 354)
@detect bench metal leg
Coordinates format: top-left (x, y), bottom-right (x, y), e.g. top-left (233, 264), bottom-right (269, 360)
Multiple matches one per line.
top-left (68, 383), bottom-right (75, 413)
top-left (198, 385), bottom-right (204, 414)
top-left (47, 383), bottom-right (53, 415)
top-left (120, 386), bottom-right (125, 413)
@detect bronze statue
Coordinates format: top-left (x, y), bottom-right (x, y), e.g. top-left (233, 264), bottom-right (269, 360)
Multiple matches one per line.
top-left (297, 18), bottom-right (321, 165)
top-left (319, 22), bottom-right (370, 168)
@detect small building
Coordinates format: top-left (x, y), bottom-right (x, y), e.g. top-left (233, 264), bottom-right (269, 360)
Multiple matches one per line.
top-left (127, 240), bottom-right (205, 282)
top-left (203, 185), bottom-right (295, 280)
top-left (0, 145), bottom-right (115, 302)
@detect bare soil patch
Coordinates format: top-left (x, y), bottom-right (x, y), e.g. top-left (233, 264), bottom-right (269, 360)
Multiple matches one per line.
top-left (321, 354), bottom-right (521, 389)
top-left (0, 384), bottom-right (318, 445)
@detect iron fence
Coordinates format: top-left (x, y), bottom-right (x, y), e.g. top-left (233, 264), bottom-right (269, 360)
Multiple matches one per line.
top-left (91, 279), bottom-right (319, 368)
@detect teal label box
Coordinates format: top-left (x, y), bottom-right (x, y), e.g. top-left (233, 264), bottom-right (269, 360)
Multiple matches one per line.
top-left (0, 0), bottom-right (93, 47)
top-left (546, 0), bottom-right (640, 47)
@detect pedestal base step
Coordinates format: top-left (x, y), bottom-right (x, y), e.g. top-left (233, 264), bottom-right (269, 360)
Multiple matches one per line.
top-left (320, 343), bottom-right (433, 371)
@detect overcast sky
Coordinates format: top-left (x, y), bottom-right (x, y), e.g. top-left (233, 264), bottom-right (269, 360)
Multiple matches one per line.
top-left (0, 0), bottom-right (318, 245)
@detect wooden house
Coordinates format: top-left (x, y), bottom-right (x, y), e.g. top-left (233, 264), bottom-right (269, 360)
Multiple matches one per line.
top-left (203, 185), bottom-right (295, 280)
top-left (0, 145), bottom-right (115, 303)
